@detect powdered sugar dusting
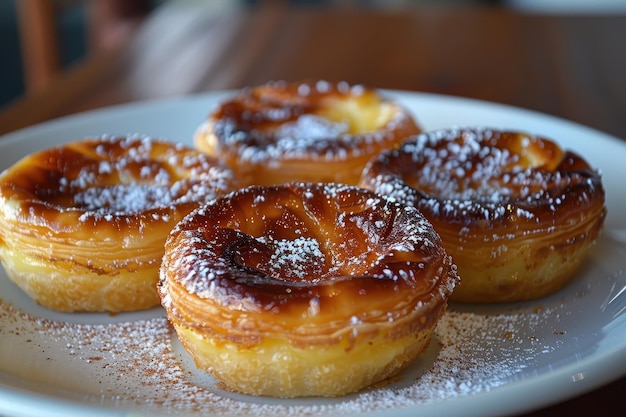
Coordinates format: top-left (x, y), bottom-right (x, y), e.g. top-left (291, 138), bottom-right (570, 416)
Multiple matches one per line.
top-left (208, 80), bottom-right (416, 164)
top-left (398, 128), bottom-right (552, 202)
top-left (256, 236), bottom-right (329, 279)
top-left (74, 184), bottom-right (174, 213)
top-left (361, 127), bottom-right (603, 226)
top-left (51, 134), bottom-right (237, 221)
top-left (0, 297), bottom-right (576, 417)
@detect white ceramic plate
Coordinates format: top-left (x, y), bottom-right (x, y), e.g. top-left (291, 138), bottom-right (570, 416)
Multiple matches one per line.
top-left (0, 91), bottom-right (624, 417)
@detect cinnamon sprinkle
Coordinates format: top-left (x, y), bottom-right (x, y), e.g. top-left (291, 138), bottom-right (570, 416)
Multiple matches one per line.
top-left (0, 299), bottom-right (566, 416)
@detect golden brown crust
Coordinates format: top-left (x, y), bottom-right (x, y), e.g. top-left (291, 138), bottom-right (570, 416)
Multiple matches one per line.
top-left (194, 80), bottom-right (422, 186)
top-left (0, 134), bottom-right (239, 312)
top-left (159, 182), bottom-right (459, 397)
top-left (359, 127), bottom-right (607, 303)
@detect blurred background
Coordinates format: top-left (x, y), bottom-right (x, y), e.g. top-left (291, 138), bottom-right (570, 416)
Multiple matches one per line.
top-left (1, 0), bottom-right (625, 108)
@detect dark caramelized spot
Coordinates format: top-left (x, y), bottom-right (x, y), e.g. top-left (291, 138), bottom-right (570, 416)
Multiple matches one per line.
top-left (166, 182), bottom-right (456, 316)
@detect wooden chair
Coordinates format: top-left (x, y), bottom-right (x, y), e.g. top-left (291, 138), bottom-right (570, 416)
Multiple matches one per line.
top-left (16, 0), bottom-right (151, 93)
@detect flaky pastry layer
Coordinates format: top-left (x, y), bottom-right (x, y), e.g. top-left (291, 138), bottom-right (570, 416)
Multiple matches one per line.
top-left (359, 127), bottom-right (607, 303)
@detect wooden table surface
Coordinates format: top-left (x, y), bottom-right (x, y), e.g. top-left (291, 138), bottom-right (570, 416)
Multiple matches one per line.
top-left (0, 2), bottom-right (624, 416)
